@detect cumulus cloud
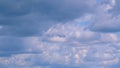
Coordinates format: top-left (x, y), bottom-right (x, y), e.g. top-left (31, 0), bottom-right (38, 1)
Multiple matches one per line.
top-left (0, 23), bottom-right (120, 68)
top-left (27, 24), bottom-right (120, 68)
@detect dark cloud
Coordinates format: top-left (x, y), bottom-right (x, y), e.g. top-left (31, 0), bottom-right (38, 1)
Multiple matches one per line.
top-left (0, 0), bottom-right (32, 17)
top-left (33, 0), bottom-right (95, 21)
top-left (0, 36), bottom-right (33, 56)
top-left (0, 0), bottom-right (96, 37)
top-left (0, 36), bottom-right (42, 57)
top-left (0, 37), bottom-right (24, 51)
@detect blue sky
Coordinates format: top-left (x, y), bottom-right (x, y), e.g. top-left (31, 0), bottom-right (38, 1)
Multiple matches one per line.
top-left (0, 0), bottom-right (120, 68)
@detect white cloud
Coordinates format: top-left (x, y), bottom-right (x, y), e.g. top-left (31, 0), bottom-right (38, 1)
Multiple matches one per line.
top-left (90, 0), bottom-right (120, 32)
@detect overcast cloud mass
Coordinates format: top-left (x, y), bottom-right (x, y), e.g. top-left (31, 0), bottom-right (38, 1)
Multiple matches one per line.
top-left (1, 0), bottom-right (120, 68)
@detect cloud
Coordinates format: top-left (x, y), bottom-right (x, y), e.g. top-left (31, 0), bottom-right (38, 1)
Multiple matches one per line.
top-left (0, 0), bottom-right (32, 17)
top-left (26, 23), bottom-right (120, 68)
top-left (1, 0), bottom-right (120, 68)
top-left (109, 0), bottom-right (120, 15)
top-left (90, 0), bottom-right (120, 32)
top-left (0, 36), bottom-right (25, 52)
top-left (0, 0), bottom-right (96, 37)
top-left (0, 36), bottom-right (43, 57)
top-left (32, 0), bottom-right (95, 21)
top-left (0, 23), bottom-right (120, 68)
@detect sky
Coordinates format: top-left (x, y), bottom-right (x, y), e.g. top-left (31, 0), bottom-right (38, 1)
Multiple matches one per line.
top-left (0, 0), bottom-right (120, 68)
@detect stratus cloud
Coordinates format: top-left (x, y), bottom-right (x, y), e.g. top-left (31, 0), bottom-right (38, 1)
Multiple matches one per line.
top-left (0, 0), bottom-right (32, 17)
top-left (0, 36), bottom-right (25, 51)
top-left (32, 0), bottom-right (96, 21)
top-left (0, 36), bottom-right (42, 57)
top-left (0, 0), bottom-right (96, 37)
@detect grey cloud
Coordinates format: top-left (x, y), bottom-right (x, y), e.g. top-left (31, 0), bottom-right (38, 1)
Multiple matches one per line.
top-left (109, 0), bottom-right (120, 15)
top-left (33, 0), bottom-right (95, 21)
top-left (0, 0), bottom-right (96, 36)
top-left (0, 37), bottom-right (27, 57)
top-left (0, 37), bottom-right (31, 57)
top-left (0, 37), bottom-right (24, 51)
top-left (0, 0), bottom-right (32, 17)
top-left (0, 15), bottom-right (55, 36)
top-left (0, 51), bottom-right (42, 57)
top-left (0, 36), bottom-right (42, 57)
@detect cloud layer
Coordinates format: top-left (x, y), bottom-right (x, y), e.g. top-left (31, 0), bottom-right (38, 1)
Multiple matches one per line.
top-left (1, 23), bottom-right (120, 68)
top-left (0, 0), bottom-right (96, 37)
top-left (1, 0), bottom-right (120, 68)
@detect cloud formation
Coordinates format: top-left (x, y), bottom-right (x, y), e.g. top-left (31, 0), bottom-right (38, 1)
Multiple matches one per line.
top-left (1, 23), bottom-right (120, 68)
top-left (0, 0), bottom-right (96, 37)
top-left (90, 0), bottom-right (120, 32)
top-left (1, 0), bottom-right (120, 68)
